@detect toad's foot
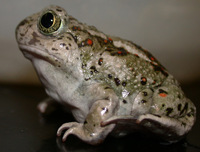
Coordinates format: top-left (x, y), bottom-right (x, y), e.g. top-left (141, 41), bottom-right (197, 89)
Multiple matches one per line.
top-left (57, 122), bottom-right (108, 145)
top-left (57, 98), bottom-right (117, 145)
top-left (57, 122), bottom-right (84, 142)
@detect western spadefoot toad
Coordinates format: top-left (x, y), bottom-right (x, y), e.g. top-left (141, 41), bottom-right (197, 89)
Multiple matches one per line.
top-left (16, 5), bottom-right (196, 145)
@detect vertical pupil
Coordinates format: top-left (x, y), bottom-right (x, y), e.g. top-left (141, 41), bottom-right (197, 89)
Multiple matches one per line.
top-left (41, 13), bottom-right (54, 28)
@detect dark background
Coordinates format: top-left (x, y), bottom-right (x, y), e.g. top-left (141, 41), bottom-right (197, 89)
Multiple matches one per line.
top-left (0, 80), bottom-right (199, 152)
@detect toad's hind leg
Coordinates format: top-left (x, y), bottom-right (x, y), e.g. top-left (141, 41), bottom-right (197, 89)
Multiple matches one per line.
top-left (137, 109), bottom-right (196, 143)
top-left (57, 97), bottom-right (117, 145)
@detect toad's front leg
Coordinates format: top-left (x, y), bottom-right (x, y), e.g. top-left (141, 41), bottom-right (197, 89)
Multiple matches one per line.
top-left (37, 97), bottom-right (61, 115)
top-left (57, 98), bottom-right (117, 145)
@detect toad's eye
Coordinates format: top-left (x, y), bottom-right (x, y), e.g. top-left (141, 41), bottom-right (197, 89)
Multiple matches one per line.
top-left (38, 10), bottom-right (61, 35)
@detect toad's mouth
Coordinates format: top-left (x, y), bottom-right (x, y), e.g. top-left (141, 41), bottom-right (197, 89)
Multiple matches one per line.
top-left (19, 44), bottom-right (58, 65)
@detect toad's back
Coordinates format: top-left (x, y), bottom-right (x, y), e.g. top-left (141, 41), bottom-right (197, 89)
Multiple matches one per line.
top-left (66, 16), bottom-right (169, 96)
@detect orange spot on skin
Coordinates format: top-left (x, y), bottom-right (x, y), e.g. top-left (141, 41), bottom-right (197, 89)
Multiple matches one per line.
top-left (141, 77), bottom-right (147, 85)
top-left (150, 57), bottom-right (155, 61)
top-left (134, 54), bottom-right (139, 57)
top-left (87, 39), bottom-right (93, 46)
top-left (98, 58), bottom-right (103, 65)
top-left (159, 93), bottom-right (167, 97)
top-left (142, 77), bottom-right (147, 82)
top-left (108, 37), bottom-right (113, 42)
top-left (73, 26), bottom-right (77, 30)
top-left (118, 51), bottom-right (122, 54)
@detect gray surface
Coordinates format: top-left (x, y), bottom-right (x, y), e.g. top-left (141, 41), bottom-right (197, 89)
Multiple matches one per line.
top-left (1, 0), bottom-right (200, 84)
top-left (0, 82), bottom-right (200, 152)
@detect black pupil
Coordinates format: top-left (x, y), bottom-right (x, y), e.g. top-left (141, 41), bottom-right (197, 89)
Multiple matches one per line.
top-left (41, 13), bottom-right (54, 28)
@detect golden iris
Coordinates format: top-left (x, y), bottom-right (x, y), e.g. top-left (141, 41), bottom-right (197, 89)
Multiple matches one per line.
top-left (38, 10), bottom-right (61, 35)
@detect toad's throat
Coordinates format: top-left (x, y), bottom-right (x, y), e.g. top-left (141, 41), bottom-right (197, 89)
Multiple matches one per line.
top-left (19, 45), bottom-right (58, 65)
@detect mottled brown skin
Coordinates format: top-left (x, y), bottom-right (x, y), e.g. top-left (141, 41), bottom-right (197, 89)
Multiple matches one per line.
top-left (16, 5), bottom-right (196, 145)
